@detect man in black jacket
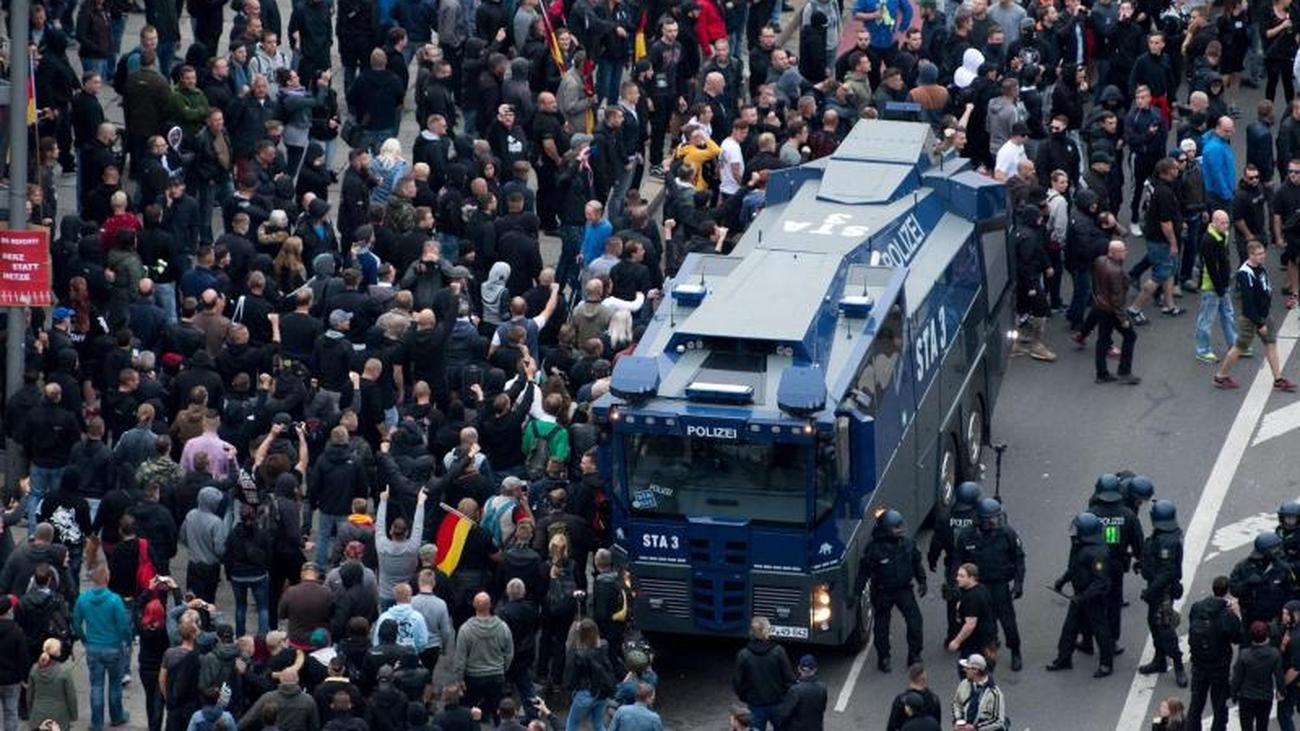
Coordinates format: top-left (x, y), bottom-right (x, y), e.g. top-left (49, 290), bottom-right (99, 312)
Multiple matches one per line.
top-left (497, 578), bottom-right (539, 704)
top-left (0, 587), bottom-right (33, 718)
top-left (1186, 576), bottom-right (1243, 731)
top-left (733, 617), bottom-right (796, 730)
top-left (339, 149), bottom-right (374, 249)
top-left (775, 655), bottom-right (828, 731)
top-left (23, 384), bottom-right (81, 533)
top-left (308, 427), bottom-right (371, 567)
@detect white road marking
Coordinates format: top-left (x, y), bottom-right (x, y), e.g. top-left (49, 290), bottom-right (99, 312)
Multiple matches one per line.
top-left (1252, 398), bottom-right (1300, 446)
top-left (1203, 510), bottom-right (1278, 563)
top-left (1113, 311), bottom-right (1300, 731)
top-left (833, 635), bottom-right (873, 713)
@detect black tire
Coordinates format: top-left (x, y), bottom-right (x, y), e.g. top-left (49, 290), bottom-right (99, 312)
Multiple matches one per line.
top-left (962, 399), bottom-right (986, 482)
top-left (845, 589), bottom-right (873, 652)
top-left (937, 432), bottom-right (960, 514)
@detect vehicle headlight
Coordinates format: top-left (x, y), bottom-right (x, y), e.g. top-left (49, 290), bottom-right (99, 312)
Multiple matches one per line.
top-left (811, 584), bottom-right (832, 628)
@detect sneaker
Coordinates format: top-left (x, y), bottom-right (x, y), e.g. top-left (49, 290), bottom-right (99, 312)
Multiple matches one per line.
top-left (1096, 373), bottom-right (1118, 384)
top-left (649, 164), bottom-right (664, 177)
top-left (111, 714), bottom-right (131, 727)
top-left (1181, 279), bottom-right (1199, 292)
top-left (1161, 306), bottom-right (1186, 317)
top-left (1118, 374), bottom-right (1142, 385)
top-left (1213, 374), bottom-right (1240, 389)
top-left (1030, 343), bottom-right (1058, 362)
top-left (1276, 378), bottom-right (1298, 392)
top-left (1071, 331), bottom-right (1087, 349)
top-left (1195, 351), bottom-right (1219, 364)
top-left (1127, 307), bottom-right (1149, 325)
top-left (1108, 346), bottom-right (1120, 358)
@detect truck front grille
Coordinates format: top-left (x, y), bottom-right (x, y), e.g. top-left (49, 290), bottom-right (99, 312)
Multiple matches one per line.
top-left (637, 576), bottom-right (691, 619)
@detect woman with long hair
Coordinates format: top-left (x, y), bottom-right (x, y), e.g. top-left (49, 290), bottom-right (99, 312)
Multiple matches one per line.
top-left (539, 532), bottom-right (577, 693)
top-left (1152, 697), bottom-right (1186, 730)
top-left (370, 137), bottom-right (410, 207)
top-left (26, 639), bottom-right (76, 731)
top-left (564, 618), bottom-right (615, 731)
top-left (605, 309), bottom-right (634, 356)
top-left (272, 235), bottom-right (308, 293)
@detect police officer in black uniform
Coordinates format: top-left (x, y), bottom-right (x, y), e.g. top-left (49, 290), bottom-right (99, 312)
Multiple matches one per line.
top-left (1047, 512), bottom-right (1115, 678)
top-left (928, 481), bottom-right (981, 643)
top-left (1228, 533), bottom-right (1295, 630)
top-left (857, 510), bottom-right (926, 672)
top-left (1138, 500), bottom-right (1187, 687)
top-left (953, 498), bottom-right (1027, 672)
top-left (1277, 500), bottom-right (1300, 564)
top-left (1088, 473), bottom-right (1144, 648)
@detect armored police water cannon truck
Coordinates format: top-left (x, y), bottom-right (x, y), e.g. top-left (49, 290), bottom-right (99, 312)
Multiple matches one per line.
top-left (595, 120), bottom-right (1013, 646)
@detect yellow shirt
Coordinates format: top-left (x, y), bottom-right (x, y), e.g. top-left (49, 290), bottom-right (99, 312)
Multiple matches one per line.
top-left (674, 139), bottom-right (723, 191)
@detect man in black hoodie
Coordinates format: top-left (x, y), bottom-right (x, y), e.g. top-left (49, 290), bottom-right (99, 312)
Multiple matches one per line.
top-left (0, 592), bottom-right (30, 726)
top-left (22, 383), bottom-right (82, 533)
top-left (0, 524), bottom-right (73, 603)
top-left (309, 427), bottom-right (371, 567)
top-left (733, 616), bottom-right (796, 730)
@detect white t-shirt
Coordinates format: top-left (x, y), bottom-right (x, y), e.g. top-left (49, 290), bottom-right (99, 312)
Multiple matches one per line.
top-left (994, 140), bottom-right (1027, 179)
top-left (719, 137), bottom-right (745, 195)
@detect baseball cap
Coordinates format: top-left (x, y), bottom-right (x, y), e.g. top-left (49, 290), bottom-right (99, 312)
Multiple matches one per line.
top-left (959, 654), bottom-right (988, 671)
top-left (798, 654), bottom-right (817, 670)
top-left (273, 412), bottom-right (293, 426)
top-left (329, 309), bottom-right (353, 327)
top-left (308, 197), bottom-right (330, 218)
top-left (51, 306), bottom-right (75, 321)
top-left (1090, 151), bottom-right (1114, 165)
top-left (447, 265), bottom-right (473, 280)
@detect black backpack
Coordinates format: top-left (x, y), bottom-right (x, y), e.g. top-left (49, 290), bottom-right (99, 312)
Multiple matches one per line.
top-left (111, 54), bottom-right (131, 95)
top-left (544, 564), bottom-right (578, 618)
top-left (165, 647), bottom-right (203, 710)
top-left (1187, 599), bottom-right (1224, 662)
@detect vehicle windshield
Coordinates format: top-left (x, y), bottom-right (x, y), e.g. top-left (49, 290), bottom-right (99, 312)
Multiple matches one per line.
top-left (624, 433), bottom-right (810, 523)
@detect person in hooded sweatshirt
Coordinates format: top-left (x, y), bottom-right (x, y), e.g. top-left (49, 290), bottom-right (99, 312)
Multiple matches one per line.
top-left (732, 616), bottom-right (796, 730)
top-left (455, 592), bottom-right (514, 723)
top-left (73, 565), bottom-right (133, 729)
top-left (38, 471), bottom-right (93, 595)
top-left (308, 427), bottom-right (371, 568)
top-left (0, 596), bottom-right (29, 730)
top-left (371, 582), bottom-right (429, 651)
top-left (330, 561), bottom-right (378, 641)
top-left (178, 486), bottom-right (232, 604)
top-left (239, 666), bottom-right (320, 731)
top-left (0, 523), bottom-right (73, 602)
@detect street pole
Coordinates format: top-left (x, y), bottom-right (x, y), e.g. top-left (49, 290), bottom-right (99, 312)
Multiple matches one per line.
top-left (6, 0), bottom-right (31, 495)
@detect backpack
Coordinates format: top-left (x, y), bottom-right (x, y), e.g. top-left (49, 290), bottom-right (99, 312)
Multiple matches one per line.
top-left (1187, 599), bottom-right (1224, 662)
top-left (587, 650), bottom-right (617, 700)
top-left (525, 421), bottom-right (562, 480)
top-left (544, 564), bottom-right (579, 618)
top-left (136, 537), bottom-right (157, 592)
top-left (480, 495), bottom-right (518, 547)
top-left (111, 54), bottom-right (132, 96)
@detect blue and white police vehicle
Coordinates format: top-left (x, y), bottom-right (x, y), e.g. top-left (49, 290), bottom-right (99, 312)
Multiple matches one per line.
top-left (595, 120), bottom-right (1013, 646)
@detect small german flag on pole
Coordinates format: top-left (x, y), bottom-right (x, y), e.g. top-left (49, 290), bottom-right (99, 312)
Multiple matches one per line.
top-left (435, 503), bottom-right (474, 574)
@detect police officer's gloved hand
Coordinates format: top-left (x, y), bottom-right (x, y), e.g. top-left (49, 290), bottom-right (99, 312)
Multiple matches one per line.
top-left (916, 582), bottom-right (927, 598)
top-left (1012, 581), bottom-right (1023, 600)
top-left (1053, 578), bottom-right (1066, 593)
top-left (1131, 561), bottom-right (1142, 575)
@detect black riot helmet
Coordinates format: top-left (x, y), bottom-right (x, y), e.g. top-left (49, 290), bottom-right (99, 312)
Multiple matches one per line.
top-left (1255, 532), bottom-right (1284, 557)
top-left (1125, 475), bottom-right (1155, 503)
top-left (1073, 512), bottom-right (1103, 543)
top-left (879, 509), bottom-right (905, 536)
top-left (976, 498), bottom-right (1002, 529)
top-left (1280, 501), bottom-right (1300, 527)
top-left (1093, 473), bottom-right (1122, 502)
top-left (1149, 500), bottom-right (1177, 530)
top-left (955, 481), bottom-right (982, 508)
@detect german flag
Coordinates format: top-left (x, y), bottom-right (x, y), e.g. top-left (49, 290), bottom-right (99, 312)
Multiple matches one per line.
top-left (633, 10), bottom-right (648, 63)
top-left (540, 7), bottom-right (566, 75)
top-left (26, 55), bottom-right (37, 127)
top-left (435, 505), bottom-right (473, 574)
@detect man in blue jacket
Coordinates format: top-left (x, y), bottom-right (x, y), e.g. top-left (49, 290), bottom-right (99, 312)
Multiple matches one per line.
top-left (1201, 117), bottom-right (1237, 215)
top-left (73, 565), bottom-right (133, 729)
top-left (852, 0), bottom-right (912, 89)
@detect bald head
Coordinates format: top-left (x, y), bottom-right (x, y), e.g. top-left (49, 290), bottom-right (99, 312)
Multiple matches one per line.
top-left (1108, 240), bottom-right (1127, 261)
top-left (474, 592), bottom-right (492, 616)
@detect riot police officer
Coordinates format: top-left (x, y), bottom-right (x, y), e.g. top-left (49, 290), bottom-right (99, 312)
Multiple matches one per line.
top-left (1089, 473), bottom-right (1144, 647)
top-left (929, 481), bottom-right (981, 643)
top-left (1047, 512), bottom-right (1115, 678)
top-left (1122, 474), bottom-right (1156, 521)
top-left (1228, 533), bottom-right (1295, 629)
top-left (1138, 500), bottom-right (1187, 688)
top-left (858, 510), bottom-right (926, 672)
top-left (953, 498), bottom-right (1027, 671)
top-left (1277, 501), bottom-right (1300, 564)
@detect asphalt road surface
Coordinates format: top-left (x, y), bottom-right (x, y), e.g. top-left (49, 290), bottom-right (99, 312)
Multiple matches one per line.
top-left (18, 0), bottom-right (1296, 728)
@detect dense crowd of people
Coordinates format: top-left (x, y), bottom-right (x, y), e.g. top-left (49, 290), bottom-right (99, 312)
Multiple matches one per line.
top-left (0, 0), bottom-right (1299, 721)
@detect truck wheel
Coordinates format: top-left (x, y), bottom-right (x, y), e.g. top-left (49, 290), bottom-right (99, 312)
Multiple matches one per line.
top-left (938, 434), bottom-right (959, 512)
top-left (846, 592), bottom-right (873, 652)
top-left (964, 401), bottom-right (986, 479)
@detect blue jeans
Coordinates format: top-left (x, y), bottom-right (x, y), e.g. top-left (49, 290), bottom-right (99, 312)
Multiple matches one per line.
top-left (596, 58), bottom-right (622, 105)
top-left (232, 577), bottom-right (270, 636)
top-left (1067, 267), bottom-right (1093, 330)
top-left (749, 703), bottom-right (780, 731)
top-left (157, 39), bottom-right (175, 77)
top-left (565, 689), bottom-right (606, 731)
top-left (86, 644), bottom-right (128, 729)
top-left (1195, 291), bottom-right (1238, 356)
top-left (1146, 240), bottom-right (1175, 284)
top-left (316, 511), bottom-right (346, 566)
top-left (606, 165), bottom-right (633, 224)
top-left (366, 127), bottom-right (396, 155)
top-left (109, 14), bottom-right (126, 60)
top-left (27, 465), bottom-right (64, 532)
top-left (154, 281), bottom-right (178, 324)
top-left (439, 234), bottom-right (461, 263)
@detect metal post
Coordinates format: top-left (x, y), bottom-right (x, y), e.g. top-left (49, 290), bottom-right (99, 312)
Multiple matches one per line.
top-left (6, 0), bottom-right (31, 494)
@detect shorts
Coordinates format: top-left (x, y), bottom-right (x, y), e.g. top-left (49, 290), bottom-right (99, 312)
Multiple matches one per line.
top-left (1146, 240), bottom-right (1175, 283)
top-left (1236, 314), bottom-right (1277, 350)
top-left (1284, 239), bottom-right (1300, 266)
